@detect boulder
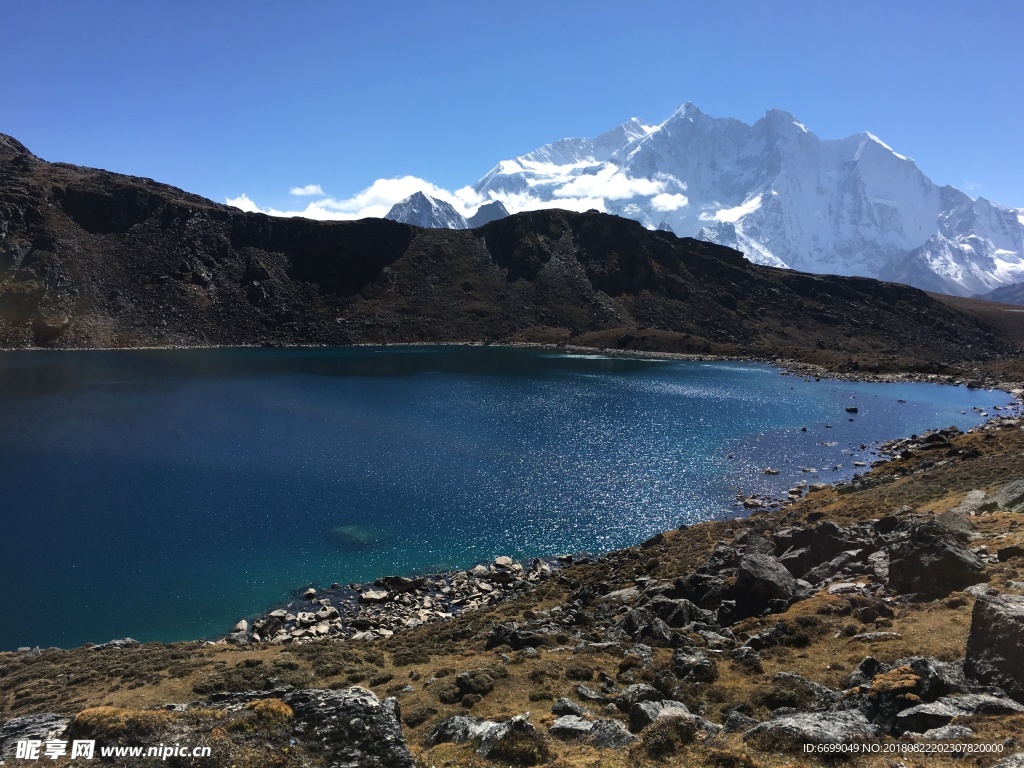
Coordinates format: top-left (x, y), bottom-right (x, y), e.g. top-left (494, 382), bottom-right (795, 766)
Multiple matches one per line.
top-left (744, 711), bottom-right (881, 750)
top-left (587, 719), bottom-right (637, 749)
top-left (283, 688), bottom-right (414, 768)
top-left (551, 698), bottom-right (584, 717)
top-left (938, 693), bottom-right (1024, 716)
top-left (427, 715), bottom-right (500, 747)
top-left (645, 596), bottom-right (709, 627)
top-left (477, 715), bottom-right (549, 764)
top-left (614, 684), bottom-right (663, 711)
top-left (629, 700), bottom-right (690, 732)
top-left (672, 648), bottom-right (718, 683)
top-left (894, 701), bottom-right (960, 734)
top-left (887, 522), bottom-right (985, 598)
top-left (965, 592), bottom-right (1024, 701)
top-left (548, 715), bottom-right (593, 740)
top-left (615, 608), bottom-right (673, 646)
top-left (990, 479), bottom-right (1024, 513)
top-left (735, 554), bottom-right (798, 616)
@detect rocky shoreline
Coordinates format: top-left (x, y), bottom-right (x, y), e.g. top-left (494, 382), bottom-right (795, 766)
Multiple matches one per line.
top-left (218, 403), bottom-right (1023, 651)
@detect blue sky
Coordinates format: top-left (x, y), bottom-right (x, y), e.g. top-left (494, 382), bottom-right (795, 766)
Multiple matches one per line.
top-left (5, 1), bottom-right (1023, 213)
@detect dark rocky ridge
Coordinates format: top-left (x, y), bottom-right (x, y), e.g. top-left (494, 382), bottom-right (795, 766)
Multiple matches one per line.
top-left (0, 133), bottom-right (1019, 374)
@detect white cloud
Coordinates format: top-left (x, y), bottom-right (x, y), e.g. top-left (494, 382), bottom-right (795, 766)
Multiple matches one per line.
top-left (698, 194), bottom-right (764, 223)
top-left (225, 176), bottom-right (483, 221)
top-left (290, 184), bottom-right (325, 196)
top-left (226, 167), bottom-right (657, 223)
top-left (651, 193), bottom-right (689, 211)
top-left (225, 193), bottom-right (260, 212)
top-left (553, 164), bottom-right (666, 201)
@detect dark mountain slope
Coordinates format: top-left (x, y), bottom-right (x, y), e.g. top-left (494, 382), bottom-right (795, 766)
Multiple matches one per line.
top-left (0, 133), bottom-right (1019, 374)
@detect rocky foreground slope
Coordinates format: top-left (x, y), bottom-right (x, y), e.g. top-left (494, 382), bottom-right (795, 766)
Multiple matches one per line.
top-left (3, 416), bottom-right (1024, 766)
top-left (1, 132), bottom-right (1023, 379)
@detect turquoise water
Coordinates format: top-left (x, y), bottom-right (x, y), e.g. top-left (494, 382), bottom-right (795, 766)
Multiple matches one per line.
top-left (0, 346), bottom-right (1012, 649)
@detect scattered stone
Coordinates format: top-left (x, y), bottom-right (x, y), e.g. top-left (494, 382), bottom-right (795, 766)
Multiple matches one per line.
top-left (303, 588), bottom-right (316, 600)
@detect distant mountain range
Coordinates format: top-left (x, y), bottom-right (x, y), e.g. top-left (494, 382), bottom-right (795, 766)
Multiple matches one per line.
top-left (384, 104), bottom-right (1024, 298)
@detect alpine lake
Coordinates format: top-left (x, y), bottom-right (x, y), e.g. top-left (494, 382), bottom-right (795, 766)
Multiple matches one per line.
top-left (0, 345), bottom-right (1014, 649)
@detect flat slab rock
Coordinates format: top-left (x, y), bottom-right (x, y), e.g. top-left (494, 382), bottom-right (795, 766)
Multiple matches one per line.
top-left (549, 715), bottom-right (637, 749)
top-left (744, 711), bottom-right (881, 750)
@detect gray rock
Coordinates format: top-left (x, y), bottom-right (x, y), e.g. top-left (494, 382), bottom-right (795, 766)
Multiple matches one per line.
top-left (282, 688), bottom-right (413, 768)
top-left (922, 725), bottom-right (974, 741)
top-left (736, 553), bottom-right (798, 616)
top-left (744, 711), bottom-right (882, 750)
top-left (551, 698), bottom-right (584, 717)
top-left (994, 753), bottom-right (1024, 768)
top-left (935, 509), bottom-right (976, 537)
top-left (895, 701), bottom-right (960, 734)
top-left (427, 715), bottom-right (500, 746)
top-left (629, 700), bottom-right (690, 732)
top-left (723, 710), bottom-right (759, 732)
top-left (477, 715), bottom-right (547, 761)
top-left (615, 607), bottom-right (673, 646)
top-left (575, 684), bottom-right (607, 702)
top-left (587, 719), bottom-right (637, 749)
top-left (951, 489), bottom-right (988, 515)
top-left (614, 683), bottom-right (662, 711)
top-left (672, 647), bottom-right (718, 682)
top-left (0, 714), bottom-right (70, 760)
top-left (887, 522), bottom-right (986, 598)
top-left (939, 693), bottom-right (1024, 715)
top-left (645, 595), bottom-right (709, 627)
top-left (549, 715), bottom-right (593, 740)
top-left (965, 592), bottom-right (1024, 701)
top-left (990, 479), bottom-right (1024, 513)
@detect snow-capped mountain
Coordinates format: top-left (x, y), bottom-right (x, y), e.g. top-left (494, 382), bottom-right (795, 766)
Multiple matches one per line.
top-left (465, 103), bottom-right (1024, 296)
top-left (385, 191), bottom-right (469, 229)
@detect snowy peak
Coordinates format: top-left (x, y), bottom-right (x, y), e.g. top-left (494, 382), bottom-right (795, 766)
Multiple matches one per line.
top-left (384, 191), bottom-right (468, 230)
top-left (388, 103), bottom-right (1024, 297)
